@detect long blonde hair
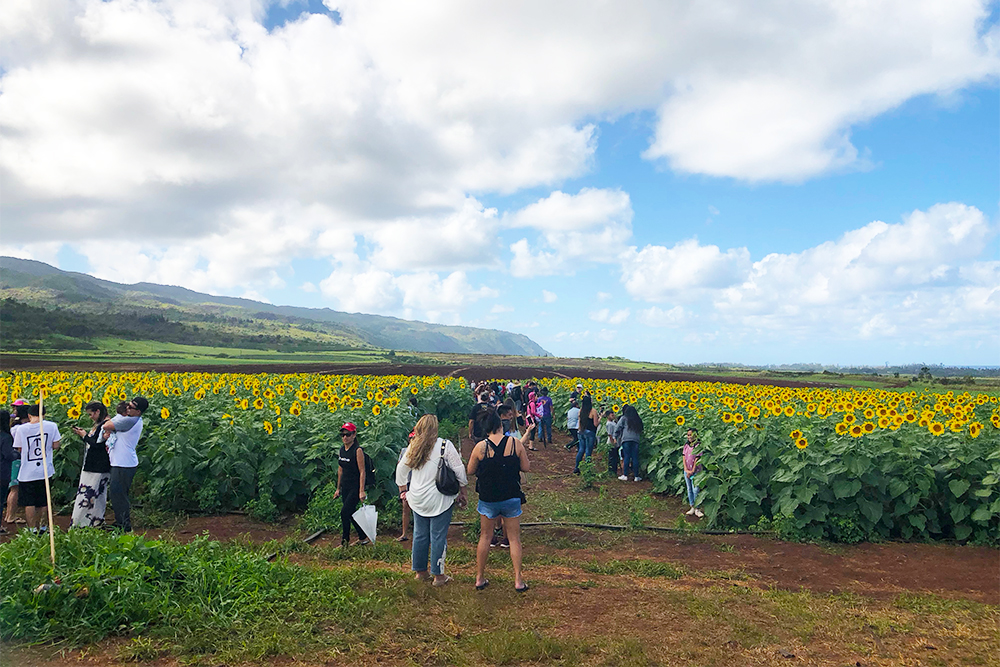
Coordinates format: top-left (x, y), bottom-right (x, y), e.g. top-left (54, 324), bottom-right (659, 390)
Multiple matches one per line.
top-left (405, 414), bottom-right (440, 469)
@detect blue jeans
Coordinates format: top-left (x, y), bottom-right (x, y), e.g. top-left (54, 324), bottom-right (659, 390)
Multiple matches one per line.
top-left (412, 504), bottom-right (454, 576)
top-left (621, 440), bottom-right (640, 478)
top-left (684, 471), bottom-right (698, 506)
top-left (539, 415), bottom-right (553, 443)
top-left (575, 430), bottom-right (596, 470)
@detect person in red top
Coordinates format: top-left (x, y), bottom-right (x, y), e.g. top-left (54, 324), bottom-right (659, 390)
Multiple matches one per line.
top-left (683, 428), bottom-right (704, 518)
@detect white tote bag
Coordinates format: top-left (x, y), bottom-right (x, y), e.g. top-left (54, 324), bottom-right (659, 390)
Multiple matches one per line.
top-left (352, 504), bottom-right (378, 543)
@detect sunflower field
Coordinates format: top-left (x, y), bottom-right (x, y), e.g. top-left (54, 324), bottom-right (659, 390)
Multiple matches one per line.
top-left (0, 371), bottom-right (469, 514)
top-left (547, 379), bottom-right (999, 544)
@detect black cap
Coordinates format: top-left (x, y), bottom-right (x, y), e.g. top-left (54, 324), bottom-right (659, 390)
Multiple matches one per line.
top-left (130, 396), bottom-right (149, 413)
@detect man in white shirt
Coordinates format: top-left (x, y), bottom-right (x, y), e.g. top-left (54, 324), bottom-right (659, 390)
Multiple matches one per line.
top-left (102, 396), bottom-right (148, 532)
top-left (12, 404), bottom-right (61, 531)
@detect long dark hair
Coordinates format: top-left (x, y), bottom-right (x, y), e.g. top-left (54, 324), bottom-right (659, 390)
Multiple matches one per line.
top-left (0, 410), bottom-right (9, 435)
top-left (85, 401), bottom-right (109, 422)
top-left (581, 395), bottom-right (593, 417)
top-left (622, 404), bottom-right (643, 433)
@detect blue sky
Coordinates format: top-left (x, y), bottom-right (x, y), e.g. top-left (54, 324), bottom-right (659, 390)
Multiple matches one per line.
top-left (2, 1), bottom-right (998, 365)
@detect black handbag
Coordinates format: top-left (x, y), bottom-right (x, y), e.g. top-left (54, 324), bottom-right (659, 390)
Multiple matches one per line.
top-left (435, 439), bottom-right (461, 496)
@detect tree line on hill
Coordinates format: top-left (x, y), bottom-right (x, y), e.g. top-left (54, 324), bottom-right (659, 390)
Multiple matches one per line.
top-left (0, 298), bottom-right (361, 353)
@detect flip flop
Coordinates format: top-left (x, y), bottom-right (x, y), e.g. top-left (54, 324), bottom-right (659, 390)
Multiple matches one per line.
top-left (515, 583), bottom-right (530, 593)
top-left (432, 575), bottom-right (453, 587)
top-left (396, 535), bottom-right (409, 542)
top-left (475, 579), bottom-right (490, 591)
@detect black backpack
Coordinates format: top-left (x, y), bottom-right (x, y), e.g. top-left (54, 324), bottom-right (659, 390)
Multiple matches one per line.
top-left (511, 385), bottom-right (522, 402)
top-left (364, 451), bottom-right (376, 489)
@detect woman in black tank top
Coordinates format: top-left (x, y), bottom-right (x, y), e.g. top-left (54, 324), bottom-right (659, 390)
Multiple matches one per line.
top-left (467, 407), bottom-right (530, 592)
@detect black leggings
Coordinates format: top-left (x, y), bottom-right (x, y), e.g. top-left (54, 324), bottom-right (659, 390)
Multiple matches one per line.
top-left (341, 487), bottom-right (369, 543)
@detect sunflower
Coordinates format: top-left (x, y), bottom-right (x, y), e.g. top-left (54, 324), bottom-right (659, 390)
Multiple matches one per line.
top-left (929, 421), bottom-right (945, 436)
top-left (411, 386), bottom-right (419, 395)
top-left (835, 423), bottom-right (848, 435)
top-left (722, 412), bottom-right (733, 423)
top-left (239, 399), bottom-right (249, 410)
top-left (789, 429), bottom-right (802, 440)
top-left (290, 402), bottom-right (302, 416)
top-left (969, 422), bottom-right (982, 438)
top-left (253, 398), bottom-right (264, 410)
top-left (67, 406), bottom-right (81, 420)
top-left (877, 417), bottom-right (890, 429)
top-left (59, 395), bottom-right (69, 405)
top-left (795, 437), bottom-right (808, 449)
top-left (263, 421), bottom-right (273, 435)
top-left (784, 405), bottom-right (795, 417)
top-left (675, 415), bottom-right (685, 426)
top-left (733, 413), bottom-right (745, 424)
top-left (850, 424), bottom-right (864, 437)
top-left (161, 407), bottom-right (170, 419)
top-left (843, 414), bottom-right (856, 424)
top-left (372, 404), bottom-right (381, 416)
top-left (862, 422), bottom-right (875, 433)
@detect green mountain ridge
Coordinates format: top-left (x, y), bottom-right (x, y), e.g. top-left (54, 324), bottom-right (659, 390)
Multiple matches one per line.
top-left (0, 256), bottom-right (550, 356)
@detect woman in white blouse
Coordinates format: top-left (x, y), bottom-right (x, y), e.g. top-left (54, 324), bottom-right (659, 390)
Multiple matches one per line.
top-left (395, 414), bottom-right (468, 586)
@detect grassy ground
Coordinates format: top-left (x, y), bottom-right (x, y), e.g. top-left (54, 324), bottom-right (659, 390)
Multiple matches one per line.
top-left (7, 534), bottom-right (997, 667)
top-left (5, 433), bottom-right (998, 667)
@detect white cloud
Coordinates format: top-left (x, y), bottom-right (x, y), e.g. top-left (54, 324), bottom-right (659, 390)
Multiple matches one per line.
top-left (596, 291), bottom-right (612, 302)
top-left (318, 266), bottom-right (496, 320)
top-left (541, 290), bottom-right (558, 303)
top-left (300, 281), bottom-right (317, 293)
top-left (490, 304), bottom-right (514, 313)
top-left (367, 198), bottom-right (500, 271)
top-left (595, 328), bottom-right (617, 342)
top-left (1, 0), bottom-right (996, 298)
top-left (590, 308), bottom-right (630, 324)
top-left (714, 202), bottom-right (997, 342)
top-left (639, 306), bottom-right (687, 328)
top-left (621, 239), bottom-right (751, 302)
top-left (508, 188), bottom-right (633, 277)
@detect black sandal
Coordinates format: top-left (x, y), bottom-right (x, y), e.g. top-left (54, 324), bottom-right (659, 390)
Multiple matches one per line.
top-left (515, 583), bottom-right (530, 593)
top-left (475, 579), bottom-right (490, 591)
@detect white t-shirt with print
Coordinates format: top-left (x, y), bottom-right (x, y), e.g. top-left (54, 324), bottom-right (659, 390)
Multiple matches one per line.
top-left (14, 420), bottom-right (62, 482)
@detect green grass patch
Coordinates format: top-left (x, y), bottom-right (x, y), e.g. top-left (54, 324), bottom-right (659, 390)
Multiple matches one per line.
top-left (0, 530), bottom-right (405, 662)
top-left (582, 558), bottom-right (684, 578)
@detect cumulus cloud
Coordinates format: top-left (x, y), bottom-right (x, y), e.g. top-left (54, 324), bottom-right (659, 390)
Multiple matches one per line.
top-left (508, 188), bottom-right (633, 277)
top-left (639, 306), bottom-right (687, 328)
top-left (621, 239), bottom-right (751, 302)
top-left (590, 308), bottom-right (630, 324)
top-left (318, 267), bottom-right (496, 321)
top-left (541, 290), bottom-right (558, 303)
top-left (5, 0), bottom-right (986, 290)
top-left (714, 203), bottom-right (997, 342)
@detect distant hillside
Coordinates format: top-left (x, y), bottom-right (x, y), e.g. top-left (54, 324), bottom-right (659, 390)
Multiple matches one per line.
top-left (0, 257), bottom-right (550, 356)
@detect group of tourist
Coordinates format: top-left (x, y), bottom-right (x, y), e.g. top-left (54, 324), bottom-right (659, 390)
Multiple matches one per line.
top-left (0, 396), bottom-right (149, 535)
top-left (1, 379), bottom-right (703, 592)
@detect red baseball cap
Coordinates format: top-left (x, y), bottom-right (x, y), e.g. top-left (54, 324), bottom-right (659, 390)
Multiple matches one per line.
top-left (408, 431), bottom-right (416, 438)
top-left (340, 422), bottom-right (357, 434)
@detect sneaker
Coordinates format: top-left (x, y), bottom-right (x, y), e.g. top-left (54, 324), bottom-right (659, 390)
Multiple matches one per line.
top-left (618, 475), bottom-right (628, 481)
top-left (490, 532), bottom-right (501, 548)
top-left (573, 469), bottom-right (581, 475)
top-left (499, 537), bottom-right (510, 549)
top-left (693, 508), bottom-right (704, 518)
top-left (633, 477), bottom-right (642, 483)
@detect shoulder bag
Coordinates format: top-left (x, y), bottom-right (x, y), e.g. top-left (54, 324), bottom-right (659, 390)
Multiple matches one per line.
top-left (435, 439), bottom-right (461, 496)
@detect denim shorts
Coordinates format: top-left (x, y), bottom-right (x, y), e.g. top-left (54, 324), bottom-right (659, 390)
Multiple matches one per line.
top-left (477, 497), bottom-right (522, 519)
